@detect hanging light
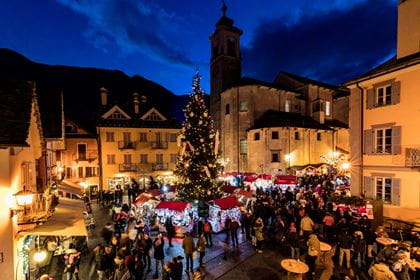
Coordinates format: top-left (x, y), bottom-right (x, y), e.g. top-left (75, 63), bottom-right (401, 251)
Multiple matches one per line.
top-left (33, 250), bottom-right (47, 263)
top-left (14, 186), bottom-right (35, 207)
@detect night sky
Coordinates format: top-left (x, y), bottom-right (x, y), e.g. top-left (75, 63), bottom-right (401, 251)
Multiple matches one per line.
top-left (0, 0), bottom-right (397, 94)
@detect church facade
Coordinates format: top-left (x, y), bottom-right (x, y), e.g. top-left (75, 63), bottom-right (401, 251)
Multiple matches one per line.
top-left (210, 4), bottom-right (350, 174)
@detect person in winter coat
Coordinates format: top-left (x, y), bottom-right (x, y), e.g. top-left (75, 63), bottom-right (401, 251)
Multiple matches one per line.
top-left (288, 223), bottom-right (300, 259)
top-left (353, 231), bottom-right (367, 268)
top-left (96, 246), bottom-right (113, 280)
top-left (165, 217), bottom-right (175, 247)
top-left (225, 216), bottom-right (232, 244)
top-left (182, 232), bottom-right (196, 273)
top-left (368, 261), bottom-right (397, 280)
top-left (170, 256), bottom-right (184, 280)
top-left (338, 230), bottom-right (352, 269)
top-left (306, 234), bottom-right (321, 279)
top-left (153, 233), bottom-right (165, 278)
top-left (229, 218), bottom-right (240, 248)
top-left (254, 217), bottom-right (264, 253)
top-left (196, 232), bottom-right (207, 267)
top-left (63, 244), bottom-right (81, 280)
top-left (101, 222), bottom-right (114, 245)
top-left (141, 233), bottom-right (153, 272)
top-left (203, 220), bottom-right (213, 247)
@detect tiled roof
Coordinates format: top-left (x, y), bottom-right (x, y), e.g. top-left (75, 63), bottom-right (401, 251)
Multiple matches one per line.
top-left (324, 119), bottom-right (348, 128)
top-left (345, 52), bottom-right (420, 84)
top-left (248, 110), bottom-right (334, 131)
top-left (0, 80), bottom-right (33, 146)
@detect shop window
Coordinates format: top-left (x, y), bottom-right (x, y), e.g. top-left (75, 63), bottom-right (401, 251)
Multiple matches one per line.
top-left (272, 131), bottom-right (279, 140)
top-left (254, 132), bottom-right (260, 141)
top-left (239, 139), bottom-right (247, 154)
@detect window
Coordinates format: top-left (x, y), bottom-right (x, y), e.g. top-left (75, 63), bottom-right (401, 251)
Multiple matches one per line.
top-left (139, 132), bottom-right (147, 142)
top-left (317, 132), bottom-right (322, 141)
top-left (145, 112), bottom-right (161, 121)
top-left (312, 101), bottom-right (322, 113)
top-left (140, 154), bottom-right (148, 164)
top-left (66, 167), bottom-right (72, 178)
top-left (225, 104), bottom-right (230, 115)
top-left (106, 132), bottom-right (114, 142)
top-left (156, 154), bottom-right (164, 164)
top-left (170, 154), bottom-right (178, 163)
top-left (78, 167), bottom-right (83, 178)
top-left (77, 144), bottom-right (87, 161)
top-left (271, 151), bottom-right (281, 163)
top-left (21, 162), bottom-right (31, 187)
top-left (272, 131), bottom-right (279, 140)
top-left (85, 167), bottom-right (97, 177)
top-left (254, 132), bottom-right (260, 141)
top-left (123, 132), bottom-right (131, 142)
top-left (285, 100), bottom-right (291, 112)
top-left (325, 101), bottom-right (331, 116)
top-left (375, 128), bottom-right (392, 154)
top-left (65, 125), bottom-right (74, 133)
top-left (239, 101), bottom-right (248, 112)
top-left (124, 154), bottom-right (132, 164)
top-left (56, 150), bottom-right (62, 162)
top-left (227, 36), bottom-right (236, 57)
top-left (376, 85), bottom-right (392, 106)
top-left (376, 177), bottom-right (392, 204)
top-left (294, 131), bottom-right (300, 140)
top-left (109, 111), bottom-right (124, 119)
top-left (107, 154), bottom-right (116, 164)
top-left (239, 139), bottom-right (247, 154)
top-left (168, 133), bottom-right (177, 142)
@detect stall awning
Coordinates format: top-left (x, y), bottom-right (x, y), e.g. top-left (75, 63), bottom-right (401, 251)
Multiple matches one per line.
top-left (235, 189), bottom-right (254, 199)
top-left (222, 185), bottom-right (236, 194)
top-left (274, 179), bottom-right (297, 185)
top-left (147, 189), bottom-right (162, 197)
top-left (58, 180), bottom-right (83, 195)
top-left (156, 201), bottom-right (189, 211)
top-left (276, 175), bottom-right (297, 181)
top-left (134, 193), bottom-right (154, 207)
top-left (244, 176), bottom-right (257, 182)
top-left (211, 195), bottom-right (243, 210)
top-left (19, 198), bottom-right (87, 237)
top-left (257, 174), bottom-right (272, 180)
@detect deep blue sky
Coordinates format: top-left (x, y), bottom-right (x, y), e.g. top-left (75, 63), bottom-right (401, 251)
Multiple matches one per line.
top-left (0, 0), bottom-right (397, 94)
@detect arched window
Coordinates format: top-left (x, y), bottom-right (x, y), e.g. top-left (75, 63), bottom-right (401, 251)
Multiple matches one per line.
top-left (227, 37), bottom-right (236, 57)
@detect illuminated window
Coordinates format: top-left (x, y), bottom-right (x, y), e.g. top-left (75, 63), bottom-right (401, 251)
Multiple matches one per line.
top-left (375, 177), bottom-right (392, 204)
top-left (375, 128), bottom-right (392, 154)
top-left (239, 139), bottom-right (248, 154)
top-left (325, 101), bottom-right (331, 116)
top-left (376, 85), bottom-right (392, 106)
top-left (285, 100), bottom-right (291, 112)
top-left (239, 101), bottom-right (248, 112)
top-left (106, 132), bottom-right (114, 142)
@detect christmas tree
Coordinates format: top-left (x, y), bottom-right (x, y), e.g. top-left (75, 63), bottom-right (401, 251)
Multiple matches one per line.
top-left (175, 72), bottom-right (223, 201)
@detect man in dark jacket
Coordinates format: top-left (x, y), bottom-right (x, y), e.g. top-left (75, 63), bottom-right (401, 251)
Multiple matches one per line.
top-left (338, 231), bottom-right (352, 269)
top-left (96, 246), bottom-right (113, 280)
top-left (230, 218), bottom-right (240, 247)
top-left (101, 222), bottom-right (114, 245)
top-left (225, 216), bottom-right (232, 244)
top-left (182, 232), bottom-right (195, 273)
top-left (165, 217), bottom-right (175, 247)
top-left (141, 233), bottom-right (153, 272)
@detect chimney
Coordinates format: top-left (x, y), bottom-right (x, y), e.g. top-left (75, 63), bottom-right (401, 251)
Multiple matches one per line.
top-left (133, 92), bottom-right (140, 114)
top-left (100, 87), bottom-right (108, 106)
top-left (397, 0), bottom-right (420, 59)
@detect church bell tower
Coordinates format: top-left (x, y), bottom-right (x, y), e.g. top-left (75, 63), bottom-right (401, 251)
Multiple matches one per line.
top-left (210, 1), bottom-right (243, 132)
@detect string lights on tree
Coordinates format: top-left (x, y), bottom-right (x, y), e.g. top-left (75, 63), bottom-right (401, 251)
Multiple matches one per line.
top-left (175, 71), bottom-right (223, 201)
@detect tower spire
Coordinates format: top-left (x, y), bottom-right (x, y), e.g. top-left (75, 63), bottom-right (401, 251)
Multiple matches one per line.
top-left (222, 0), bottom-right (227, 17)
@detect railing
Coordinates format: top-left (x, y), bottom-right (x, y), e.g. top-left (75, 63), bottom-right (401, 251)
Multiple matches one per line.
top-left (137, 163), bottom-right (153, 173)
top-left (152, 163), bottom-right (169, 171)
top-left (17, 193), bottom-right (53, 225)
top-left (151, 141), bottom-right (168, 149)
top-left (405, 147), bottom-right (420, 167)
top-left (119, 163), bottom-right (138, 172)
top-left (72, 150), bottom-right (98, 162)
top-left (118, 141), bottom-right (136, 150)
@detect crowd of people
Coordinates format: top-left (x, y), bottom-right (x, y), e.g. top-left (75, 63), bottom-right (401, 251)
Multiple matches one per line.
top-left (65, 173), bottom-right (420, 280)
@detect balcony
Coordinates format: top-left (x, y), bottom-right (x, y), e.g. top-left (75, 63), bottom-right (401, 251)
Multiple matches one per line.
top-left (152, 141), bottom-right (168, 149)
top-left (152, 163), bottom-right (169, 171)
top-left (405, 147), bottom-right (420, 167)
top-left (17, 193), bottom-right (55, 225)
top-left (118, 141), bottom-right (136, 150)
top-left (137, 163), bottom-right (153, 173)
top-left (119, 163), bottom-right (138, 172)
top-left (72, 150), bottom-right (98, 162)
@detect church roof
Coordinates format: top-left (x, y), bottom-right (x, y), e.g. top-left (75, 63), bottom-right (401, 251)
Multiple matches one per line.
top-left (0, 80), bottom-right (34, 146)
top-left (248, 110), bottom-right (334, 131)
top-left (238, 77), bottom-right (296, 92)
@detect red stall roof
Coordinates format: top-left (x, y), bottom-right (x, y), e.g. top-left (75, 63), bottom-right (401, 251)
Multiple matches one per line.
top-left (211, 195), bottom-right (243, 210)
top-left (274, 179), bottom-right (297, 185)
top-left (244, 176), bottom-right (257, 182)
top-left (147, 189), bottom-right (162, 197)
top-left (242, 172), bottom-right (256, 177)
top-left (156, 201), bottom-right (189, 212)
top-left (235, 189), bottom-right (254, 199)
top-left (222, 185), bottom-right (236, 194)
top-left (258, 174), bottom-right (272, 180)
top-left (276, 175), bottom-right (297, 181)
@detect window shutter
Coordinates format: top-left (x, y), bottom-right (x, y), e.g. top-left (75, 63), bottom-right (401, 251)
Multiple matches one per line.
top-left (391, 178), bottom-right (400, 206)
top-left (391, 81), bottom-right (401, 105)
top-left (392, 126), bottom-right (402, 155)
top-left (366, 88), bottom-right (374, 109)
top-left (363, 129), bottom-right (373, 154)
top-left (364, 176), bottom-right (373, 199)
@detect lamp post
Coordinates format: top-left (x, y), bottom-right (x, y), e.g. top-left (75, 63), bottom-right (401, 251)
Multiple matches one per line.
top-left (13, 186), bottom-right (35, 215)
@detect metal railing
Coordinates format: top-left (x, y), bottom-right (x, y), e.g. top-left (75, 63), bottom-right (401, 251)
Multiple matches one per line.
top-left (72, 150), bottom-right (98, 162)
top-left (152, 163), bottom-right (169, 171)
top-left (389, 145), bottom-right (420, 167)
top-left (151, 141), bottom-right (168, 149)
top-left (118, 141), bottom-right (136, 149)
top-left (119, 163), bottom-right (138, 172)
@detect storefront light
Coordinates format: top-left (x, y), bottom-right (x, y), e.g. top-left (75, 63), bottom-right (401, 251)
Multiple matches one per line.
top-left (341, 162), bottom-right (350, 170)
top-left (33, 250), bottom-right (47, 263)
top-left (162, 185), bottom-right (168, 192)
top-left (14, 186), bottom-right (35, 207)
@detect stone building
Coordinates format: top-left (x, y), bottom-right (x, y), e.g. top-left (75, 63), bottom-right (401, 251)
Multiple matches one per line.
top-left (346, 0), bottom-right (420, 223)
top-left (210, 4), bottom-right (349, 174)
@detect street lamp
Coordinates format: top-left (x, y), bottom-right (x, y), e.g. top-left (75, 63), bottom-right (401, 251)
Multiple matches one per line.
top-left (11, 186), bottom-right (35, 217)
top-left (285, 154), bottom-right (292, 169)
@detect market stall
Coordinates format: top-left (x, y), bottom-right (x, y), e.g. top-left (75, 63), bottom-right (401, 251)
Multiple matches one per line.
top-left (222, 185), bottom-right (237, 194)
top-left (330, 195), bottom-right (374, 220)
top-left (155, 201), bottom-right (192, 236)
top-left (208, 196), bottom-right (243, 233)
top-left (252, 174), bottom-right (273, 190)
top-left (134, 193), bottom-right (159, 220)
top-left (274, 175), bottom-right (297, 192)
top-left (234, 189), bottom-right (254, 209)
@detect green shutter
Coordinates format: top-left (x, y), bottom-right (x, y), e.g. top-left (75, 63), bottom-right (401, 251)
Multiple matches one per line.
top-left (367, 88), bottom-right (374, 109)
top-left (391, 81), bottom-right (401, 105)
top-left (392, 126), bottom-right (402, 155)
top-left (364, 129), bottom-right (373, 154)
top-left (364, 176), bottom-right (373, 199)
top-left (391, 178), bottom-right (400, 206)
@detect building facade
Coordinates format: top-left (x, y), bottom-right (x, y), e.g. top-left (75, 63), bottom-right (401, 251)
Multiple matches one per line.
top-left (210, 5), bottom-right (349, 174)
top-left (347, 0), bottom-right (420, 222)
top-left (98, 91), bottom-right (181, 190)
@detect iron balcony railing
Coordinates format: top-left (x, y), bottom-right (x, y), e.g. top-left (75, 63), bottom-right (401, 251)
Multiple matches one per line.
top-left (119, 163), bottom-right (138, 172)
top-left (17, 193), bottom-right (54, 225)
top-left (152, 163), bottom-right (169, 171)
top-left (118, 141), bottom-right (136, 150)
top-left (151, 141), bottom-right (168, 149)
